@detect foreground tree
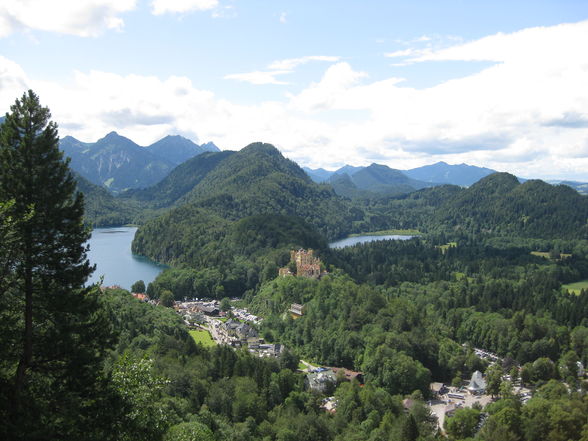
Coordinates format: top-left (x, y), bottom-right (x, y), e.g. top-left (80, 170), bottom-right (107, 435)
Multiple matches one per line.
top-left (0, 91), bottom-right (115, 440)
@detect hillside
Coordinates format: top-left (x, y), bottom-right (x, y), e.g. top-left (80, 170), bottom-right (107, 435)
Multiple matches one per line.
top-left (121, 150), bottom-right (233, 208)
top-left (73, 172), bottom-right (138, 226)
top-left (350, 163), bottom-right (432, 192)
top-left (433, 173), bottom-right (588, 238)
top-left (175, 142), bottom-right (359, 237)
top-left (549, 180), bottom-right (588, 195)
top-left (326, 163), bottom-right (433, 199)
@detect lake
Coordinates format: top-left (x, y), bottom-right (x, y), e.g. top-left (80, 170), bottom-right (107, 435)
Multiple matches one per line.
top-left (85, 227), bottom-right (166, 290)
top-left (329, 234), bottom-right (414, 249)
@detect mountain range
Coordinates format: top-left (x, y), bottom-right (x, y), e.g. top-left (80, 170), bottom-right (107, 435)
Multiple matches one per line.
top-left (304, 160), bottom-right (496, 190)
top-left (53, 128), bottom-right (587, 198)
top-left (327, 164), bottom-right (435, 199)
top-left (60, 131), bottom-right (219, 193)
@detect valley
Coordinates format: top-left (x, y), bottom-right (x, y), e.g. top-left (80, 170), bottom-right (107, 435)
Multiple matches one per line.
top-left (4, 3), bottom-right (588, 440)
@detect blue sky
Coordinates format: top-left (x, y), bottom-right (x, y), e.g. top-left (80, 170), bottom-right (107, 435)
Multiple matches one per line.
top-left (1, 0), bottom-right (588, 180)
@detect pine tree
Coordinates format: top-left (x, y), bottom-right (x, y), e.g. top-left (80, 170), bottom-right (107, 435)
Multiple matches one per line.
top-left (401, 414), bottom-right (419, 441)
top-left (0, 91), bottom-right (115, 440)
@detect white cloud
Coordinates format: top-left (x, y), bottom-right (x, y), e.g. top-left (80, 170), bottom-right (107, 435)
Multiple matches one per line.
top-left (0, 0), bottom-right (136, 37)
top-left (151, 0), bottom-right (218, 15)
top-left (279, 12), bottom-right (287, 24)
top-left (223, 70), bottom-right (290, 85)
top-left (2, 20), bottom-right (588, 180)
top-left (268, 55), bottom-right (341, 71)
top-left (225, 55), bottom-right (341, 85)
top-left (288, 62), bottom-right (369, 112)
top-left (384, 49), bottom-right (415, 58)
top-left (0, 56), bottom-right (30, 106)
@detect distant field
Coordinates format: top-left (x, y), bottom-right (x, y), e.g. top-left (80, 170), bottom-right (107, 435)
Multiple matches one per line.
top-left (189, 329), bottom-right (216, 347)
top-left (531, 251), bottom-right (572, 260)
top-left (453, 272), bottom-right (475, 283)
top-left (562, 280), bottom-right (588, 295)
top-left (349, 229), bottom-right (421, 237)
top-left (438, 242), bottom-right (457, 253)
top-left (454, 272), bottom-right (466, 280)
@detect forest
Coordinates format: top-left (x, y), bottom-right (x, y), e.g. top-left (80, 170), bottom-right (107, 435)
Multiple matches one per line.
top-left (2, 91), bottom-right (588, 441)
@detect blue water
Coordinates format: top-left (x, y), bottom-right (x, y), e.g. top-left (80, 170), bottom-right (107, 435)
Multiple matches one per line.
top-left (329, 234), bottom-right (414, 249)
top-left (86, 227), bottom-right (166, 290)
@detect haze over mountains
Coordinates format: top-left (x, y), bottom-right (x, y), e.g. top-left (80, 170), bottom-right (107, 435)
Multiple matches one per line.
top-left (304, 161), bottom-right (497, 187)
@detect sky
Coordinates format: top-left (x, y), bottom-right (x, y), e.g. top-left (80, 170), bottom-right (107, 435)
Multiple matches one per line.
top-left (1, 1), bottom-right (588, 180)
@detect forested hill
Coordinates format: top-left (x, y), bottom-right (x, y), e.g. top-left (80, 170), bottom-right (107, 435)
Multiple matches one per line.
top-left (328, 163), bottom-right (434, 199)
top-left (120, 150), bottom-right (234, 208)
top-left (162, 142), bottom-right (359, 238)
top-left (74, 172), bottom-right (138, 226)
top-left (131, 143), bottom-right (360, 295)
top-left (433, 172), bottom-right (588, 238)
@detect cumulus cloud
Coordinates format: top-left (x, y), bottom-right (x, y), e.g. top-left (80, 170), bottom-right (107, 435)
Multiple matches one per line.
top-left (2, 20), bottom-right (588, 180)
top-left (151, 0), bottom-right (218, 15)
top-left (0, 0), bottom-right (136, 37)
top-left (288, 63), bottom-right (369, 112)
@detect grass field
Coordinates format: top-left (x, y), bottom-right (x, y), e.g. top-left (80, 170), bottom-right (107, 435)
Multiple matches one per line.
top-left (531, 251), bottom-right (572, 260)
top-left (438, 242), bottom-right (457, 253)
top-left (562, 280), bottom-right (588, 295)
top-left (189, 329), bottom-right (216, 347)
top-left (349, 229), bottom-right (421, 237)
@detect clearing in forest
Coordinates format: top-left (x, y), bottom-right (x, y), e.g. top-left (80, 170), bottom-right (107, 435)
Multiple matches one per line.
top-left (562, 279), bottom-right (588, 295)
top-left (189, 329), bottom-right (216, 347)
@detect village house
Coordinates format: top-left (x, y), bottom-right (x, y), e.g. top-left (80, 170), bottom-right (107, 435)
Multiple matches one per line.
top-left (253, 343), bottom-right (286, 358)
top-left (430, 382), bottom-right (448, 398)
top-left (289, 303), bottom-right (305, 317)
top-left (196, 304), bottom-right (219, 316)
top-left (321, 397), bottom-right (338, 414)
top-left (225, 318), bottom-right (258, 341)
top-left (305, 369), bottom-right (337, 393)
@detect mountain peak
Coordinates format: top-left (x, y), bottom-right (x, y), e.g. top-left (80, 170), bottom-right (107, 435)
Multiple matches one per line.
top-left (241, 142), bottom-right (282, 156)
top-left (97, 131), bottom-right (138, 146)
